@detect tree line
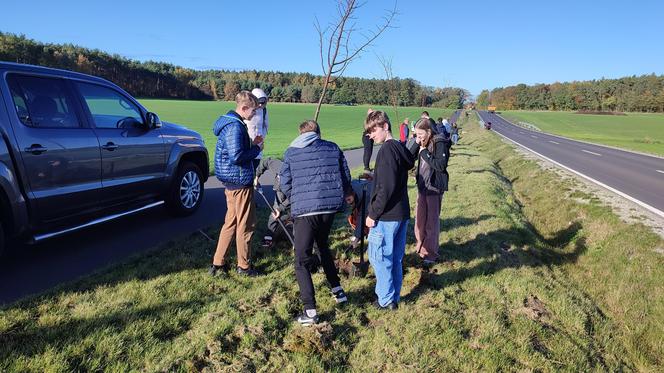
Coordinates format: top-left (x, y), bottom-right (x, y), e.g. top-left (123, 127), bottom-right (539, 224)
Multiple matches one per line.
top-left (476, 75), bottom-right (664, 113)
top-left (0, 32), bottom-right (467, 108)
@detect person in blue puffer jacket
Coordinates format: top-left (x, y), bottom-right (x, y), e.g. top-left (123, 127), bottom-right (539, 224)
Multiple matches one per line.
top-left (210, 91), bottom-right (264, 277)
top-left (279, 120), bottom-right (353, 325)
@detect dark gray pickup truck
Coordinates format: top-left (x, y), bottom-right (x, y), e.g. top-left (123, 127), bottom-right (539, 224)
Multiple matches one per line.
top-left (0, 62), bottom-right (208, 254)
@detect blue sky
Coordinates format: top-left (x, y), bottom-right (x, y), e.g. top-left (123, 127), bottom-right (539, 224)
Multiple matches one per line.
top-left (2, 0), bottom-right (662, 96)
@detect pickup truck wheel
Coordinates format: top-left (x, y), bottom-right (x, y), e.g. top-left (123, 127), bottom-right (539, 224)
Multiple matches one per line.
top-left (166, 162), bottom-right (204, 216)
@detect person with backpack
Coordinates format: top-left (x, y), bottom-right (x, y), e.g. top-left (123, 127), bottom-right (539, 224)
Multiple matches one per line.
top-left (245, 88), bottom-right (270, 170)
top-left (280, 120), bottom-right (354, 325)
top-left (409, 118), bottom-right (450, 266)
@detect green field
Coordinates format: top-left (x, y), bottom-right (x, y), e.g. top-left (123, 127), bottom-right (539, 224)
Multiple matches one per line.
top-left (140, 99), bottom-right (455, 160)
top-left (2, 112), bottom-right (662, 371)
top-left (501, 110), bottom-right (664, 156)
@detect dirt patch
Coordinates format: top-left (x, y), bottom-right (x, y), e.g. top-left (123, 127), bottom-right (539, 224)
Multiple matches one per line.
top-left (283, 322), bottom-right (334, 354)
top-left (515, 295), bottom-right (550, 322)
top-left (509, 144), bottom-right (664, 239)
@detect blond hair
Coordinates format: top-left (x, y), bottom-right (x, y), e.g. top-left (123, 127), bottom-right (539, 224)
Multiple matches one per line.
top-left (235, 90), bottom-right (258, 108)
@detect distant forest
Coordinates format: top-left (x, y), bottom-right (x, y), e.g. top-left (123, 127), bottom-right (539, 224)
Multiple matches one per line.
top-left (0, 32), bottom-right (468, 108)
top-left (476, 75), bottom-right (664, 113)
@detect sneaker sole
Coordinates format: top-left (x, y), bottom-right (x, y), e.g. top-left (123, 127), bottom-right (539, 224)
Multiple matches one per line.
top-left (335, 296), bottom-right (348, 303)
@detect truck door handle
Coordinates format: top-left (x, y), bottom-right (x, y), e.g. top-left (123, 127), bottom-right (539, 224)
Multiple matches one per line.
top-left (25, 144), bottom-right (48, 155)
top-left (101, 142), bottom-right (119, 151)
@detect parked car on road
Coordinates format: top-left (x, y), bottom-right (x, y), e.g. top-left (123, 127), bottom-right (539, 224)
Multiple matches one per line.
top-left (0, 62), bottom-right (208, 254)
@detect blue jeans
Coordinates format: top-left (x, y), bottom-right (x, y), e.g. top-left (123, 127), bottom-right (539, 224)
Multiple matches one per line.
top-left (367, 219), bottom-right (409, 307)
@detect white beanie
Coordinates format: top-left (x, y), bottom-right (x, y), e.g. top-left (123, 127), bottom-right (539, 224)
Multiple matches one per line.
top-left (251, 88), bottom-right (267, 100)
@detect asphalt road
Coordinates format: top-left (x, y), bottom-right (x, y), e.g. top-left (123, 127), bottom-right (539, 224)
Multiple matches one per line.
top-left (0, 146), bottom-right (377, 305)
top-left (477, 111), bottom-right (664, 216)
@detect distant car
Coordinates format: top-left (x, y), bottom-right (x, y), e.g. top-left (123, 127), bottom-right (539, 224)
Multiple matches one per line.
top-left (0, 62), bottom-right (209, 254)
top-left (485, 121), bottom-right (492, 130)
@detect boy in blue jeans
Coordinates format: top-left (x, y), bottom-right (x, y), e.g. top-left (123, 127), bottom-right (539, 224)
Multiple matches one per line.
top-left (364, 111), bottom-right (415, 310)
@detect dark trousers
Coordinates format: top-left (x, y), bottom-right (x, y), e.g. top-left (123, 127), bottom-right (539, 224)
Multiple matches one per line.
top-left (362, 133), bottom-right (373, 169)
top-left (294, 213), bottom-right (341, 310)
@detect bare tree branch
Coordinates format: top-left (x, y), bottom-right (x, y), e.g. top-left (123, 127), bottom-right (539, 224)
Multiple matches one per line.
top-left (313, 0), bottom-right (398, 121)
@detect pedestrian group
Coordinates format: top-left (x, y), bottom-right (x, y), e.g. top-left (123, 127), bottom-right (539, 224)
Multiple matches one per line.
top-left (211, 90), bottom-right (453, 325)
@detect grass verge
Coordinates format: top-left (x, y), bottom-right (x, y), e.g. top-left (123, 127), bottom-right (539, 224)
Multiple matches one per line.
top-left (1, 112), bottom-right (662, 371)
top-left (139, 99), bottom-right (456, 164)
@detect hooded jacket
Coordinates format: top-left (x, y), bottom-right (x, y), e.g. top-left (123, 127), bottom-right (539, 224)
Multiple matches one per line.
top-left (408, 134), bottom-right (449, 194)
top-left (213, 111), bottom-right (260, 187)
top-left (244, 107), bottom-right (269, 159)
top-left (280, 132), bottom-right (352, 217)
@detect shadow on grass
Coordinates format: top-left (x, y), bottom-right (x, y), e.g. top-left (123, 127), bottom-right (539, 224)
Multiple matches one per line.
top-left (402, 221), bottom-right (586, 303)
top-left (0, 297), bottom-right (217, 362)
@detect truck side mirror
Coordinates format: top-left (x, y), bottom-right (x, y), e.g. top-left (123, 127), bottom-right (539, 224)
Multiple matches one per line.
top-left (146, 112), bottom-right (162, 129)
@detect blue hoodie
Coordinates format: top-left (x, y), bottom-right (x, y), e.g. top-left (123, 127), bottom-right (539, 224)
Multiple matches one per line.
top-left (280, 132), bottom-right (352, 217)
top-left (213, 111), bottom-right (260, 187)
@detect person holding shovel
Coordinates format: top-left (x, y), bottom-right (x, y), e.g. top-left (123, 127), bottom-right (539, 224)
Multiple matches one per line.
top-left (280, 120), bottom-right (354, 325)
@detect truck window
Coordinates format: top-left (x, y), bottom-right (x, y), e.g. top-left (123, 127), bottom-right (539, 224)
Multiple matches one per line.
top-left (75, 83), bottom-right (143, 129)
top-left (7, 75), bottom-right (81, 128)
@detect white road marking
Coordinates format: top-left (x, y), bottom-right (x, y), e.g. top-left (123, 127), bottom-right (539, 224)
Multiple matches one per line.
top-left (657, 170), bottom-right (664, 174)
top-left (520, 131), bottom-right (525, 134)
top-left (548, 140), bottom-right (560, 145)
top-left (491, 131), bottom-right (664, 219)
top-left (581, 149), bottom-right (602, 156)
top-left (530, 135), bottom-right (538, 139)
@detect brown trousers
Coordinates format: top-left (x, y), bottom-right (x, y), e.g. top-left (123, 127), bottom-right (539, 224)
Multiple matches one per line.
top-left (415, 191), bottom-right (443, 261)
top-left (213, 187), bottom-right (255, 269)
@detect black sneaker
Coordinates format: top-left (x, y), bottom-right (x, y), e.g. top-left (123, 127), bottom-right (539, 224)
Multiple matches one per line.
top-left (208, 264), bottom-right (228, 276)
top-left (332, 289), bottom-right (348, 304)
top-left (373, 300), bottom-right (398, 311)
top-left (236, 266), bottom-right (259, 277)
top-left (296, 312), bottom-right (320, 326)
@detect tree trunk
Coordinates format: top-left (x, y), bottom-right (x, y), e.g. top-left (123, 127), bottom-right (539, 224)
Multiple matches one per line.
top-left (314, 73), bottom-right (332, 122)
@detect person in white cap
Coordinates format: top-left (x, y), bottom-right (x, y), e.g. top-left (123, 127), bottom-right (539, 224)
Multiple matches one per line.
top-left (246, 88), bottom-right (270, 170)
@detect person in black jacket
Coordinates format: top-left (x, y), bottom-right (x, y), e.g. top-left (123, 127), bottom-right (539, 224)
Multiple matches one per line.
top-left (364, 110), bottom-right (415, 310)
top-left (280, 120), bottom-right (354, 325)
top-left (409, 118), bottom-right (450, 265)
top-left (362, 108), bottom-right (375, 174)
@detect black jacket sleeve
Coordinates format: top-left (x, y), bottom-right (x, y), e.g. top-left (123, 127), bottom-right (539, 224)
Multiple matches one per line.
top-left (420, 139), bottom-right (448, 173)
top-left (368, 144), bottom-right (399, 221)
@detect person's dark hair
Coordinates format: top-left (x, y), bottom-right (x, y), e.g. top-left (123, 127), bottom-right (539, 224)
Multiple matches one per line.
top-left (421, 111), bottom-right (430, 117)
top-left (437, 117), bottom-right (443, 123)
top-left (364, 110), bottom-right (391, 132)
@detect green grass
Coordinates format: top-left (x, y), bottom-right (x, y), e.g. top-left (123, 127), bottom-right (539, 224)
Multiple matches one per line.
top-left (140, 99), bottom-right (456, 161)
top-left (501, 110), bottom-right (664, 156)
top-left (1, 111), bottom-right (663, 371)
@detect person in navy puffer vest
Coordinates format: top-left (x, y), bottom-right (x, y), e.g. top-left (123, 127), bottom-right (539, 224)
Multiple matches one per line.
top-left (279, 120), bottom-right (353, 325)
top-left (210, 91), bottom-right (264, 277)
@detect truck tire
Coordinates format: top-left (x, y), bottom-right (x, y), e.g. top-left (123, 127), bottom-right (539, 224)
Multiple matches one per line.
top-left (165, 161), bottom-right (204, 217)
